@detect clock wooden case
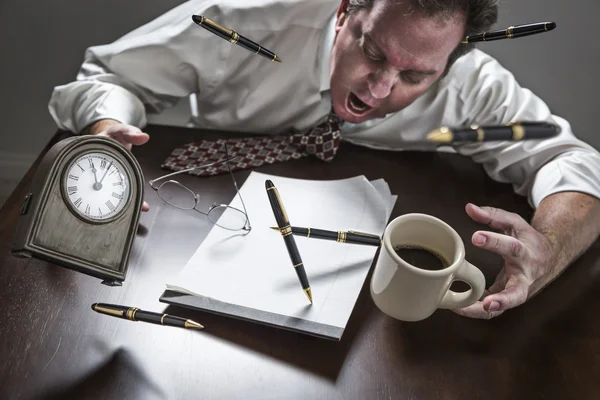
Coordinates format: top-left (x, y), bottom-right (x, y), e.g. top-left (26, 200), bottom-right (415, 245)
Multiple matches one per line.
top-left (12, 135), bottom-right (144, 286)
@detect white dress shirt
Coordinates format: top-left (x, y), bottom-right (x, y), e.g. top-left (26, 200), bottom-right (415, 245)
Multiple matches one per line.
top-left (48, 0), bottom-right (600, 208)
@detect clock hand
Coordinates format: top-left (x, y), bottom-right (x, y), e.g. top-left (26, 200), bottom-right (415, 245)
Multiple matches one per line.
top-left (92, 161), bottom-right (101, 191)
top-left (97, 161), bottom-right (113, 190)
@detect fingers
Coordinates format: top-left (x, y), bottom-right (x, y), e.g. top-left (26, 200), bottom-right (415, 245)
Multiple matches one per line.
top-left (488, 269), bottom-right (506, 294)
top-left (453, 274), bottom-right (530, 319)
top-left (465, 203), bottom-right (526, 232)
top-left (118, 129), bottom-right (150, 146)
top-left (482, 275), bottom-right (530, 311)
top-left (142, 201), bottom-right (150, 212)
top-left (98, 124), bottom-right (150, 150)
top-left (472, 230), bottom-right (524, 260)
top-left (452, 301), bottom-right (504, 320)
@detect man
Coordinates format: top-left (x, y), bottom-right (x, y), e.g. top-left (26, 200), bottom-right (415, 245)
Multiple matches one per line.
top-left (48, 0), bottom-right (600, 320)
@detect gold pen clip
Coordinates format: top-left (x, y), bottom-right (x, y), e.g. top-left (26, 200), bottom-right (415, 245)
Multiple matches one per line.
top-left (348, 230), bottom-right (381, 239)
top-left (201, 16), bottom-right (234, 36)
top-left (270, 187), bottom-right (289, 223)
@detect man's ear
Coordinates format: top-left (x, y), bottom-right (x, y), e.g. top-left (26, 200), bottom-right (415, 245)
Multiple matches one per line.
top-left (336, 0), bottom-right (350, 32)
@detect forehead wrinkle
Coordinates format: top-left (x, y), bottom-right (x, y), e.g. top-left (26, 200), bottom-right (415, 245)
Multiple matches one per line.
top-left (367, 6), bottom-right (463, 71)
top-left (373, 28), bottom-right (440, 71)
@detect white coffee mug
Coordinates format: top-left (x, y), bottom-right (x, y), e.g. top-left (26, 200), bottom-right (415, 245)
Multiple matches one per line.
top-left (370, 213), bottom-right (485, 321)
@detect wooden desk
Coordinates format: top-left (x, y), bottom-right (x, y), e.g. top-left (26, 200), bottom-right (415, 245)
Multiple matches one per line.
top-left (1, 125), bottom-right (599, 399)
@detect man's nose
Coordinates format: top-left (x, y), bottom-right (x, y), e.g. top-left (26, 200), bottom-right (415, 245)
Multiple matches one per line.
top-left (368, 68), bottom-right (398, 99)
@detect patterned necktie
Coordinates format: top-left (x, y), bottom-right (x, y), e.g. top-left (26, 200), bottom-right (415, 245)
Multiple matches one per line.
top-left (161, 111), bottom-right (344, 176)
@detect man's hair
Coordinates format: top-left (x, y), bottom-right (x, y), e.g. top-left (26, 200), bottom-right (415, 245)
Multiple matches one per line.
top-left (346, 0), bottom-right (499, 76)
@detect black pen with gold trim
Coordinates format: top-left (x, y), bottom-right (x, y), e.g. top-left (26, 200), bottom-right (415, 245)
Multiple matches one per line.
top-left (270, 226), bottom-right (381, 247)
top-left (426, 121), bottom-right (561, 143)
top-left (192, 15), bottom-right (281, 62)
top-left (91, 303), bottom-right (203, 330)
top-left (462, 21), bottom-right (556, 43)
top-left (265, 180), bottom-right (312, 303)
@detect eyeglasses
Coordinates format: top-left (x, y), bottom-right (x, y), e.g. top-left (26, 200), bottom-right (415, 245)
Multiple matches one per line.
top-left (148, 144), bottom-right (251, 232)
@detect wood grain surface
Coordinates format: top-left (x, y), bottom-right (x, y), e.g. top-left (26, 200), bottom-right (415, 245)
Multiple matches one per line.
top-left (1, 125), bottom-right (599, 400)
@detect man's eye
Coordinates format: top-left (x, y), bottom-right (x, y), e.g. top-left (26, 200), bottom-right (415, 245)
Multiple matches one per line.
top-left (402, 73), bottom-right (424, 85)
top-left (363, 47), bottom-right (383, 62)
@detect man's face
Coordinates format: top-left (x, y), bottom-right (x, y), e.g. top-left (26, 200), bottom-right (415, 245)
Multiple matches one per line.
top-left (330, 0), bottom-right (466, 123)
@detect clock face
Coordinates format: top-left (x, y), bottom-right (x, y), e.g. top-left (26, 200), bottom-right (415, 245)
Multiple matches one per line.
top-left (63, 151), bottom-right (131, 222)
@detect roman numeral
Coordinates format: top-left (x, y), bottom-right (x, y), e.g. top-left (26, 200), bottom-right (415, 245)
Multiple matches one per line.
top-left (85, 204), bottom-right (90, 215)
top-left (106, 200), bottom-right (115, 211)
top-left (77, 163), bottom-right (84, 172)
top-left (113, 181), bottom-right (122, 186)
top-left (88, 159), bottom-right (94, 168)
top-left (98, 207), bottom-right (103, 217)
top-left (74, 197), bottom-right (82, 208)
top-left (68, 174), bottom-right (79, 181)
top-left (67, 186), bottom-right (78, 195)
top-left (112, 192), bottom-right (123, 200)
top-left (100, 159), bottom-right (107, 169)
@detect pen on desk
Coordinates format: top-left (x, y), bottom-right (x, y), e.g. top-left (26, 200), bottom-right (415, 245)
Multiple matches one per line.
top-left (426, 121), bottom-right (561, 144)
top-left (191, 15), bottom-right (281, 62)
top-left (265, 180), bottom-right (313, 303)
top-left (270, 226), bottom-right (381, 247)
top-left (91, 303), bottom-right (204, 330)
top-left (461, 21), bottom-right (556, 43)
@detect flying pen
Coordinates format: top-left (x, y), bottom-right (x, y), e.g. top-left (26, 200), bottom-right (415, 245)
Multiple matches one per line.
top-left (426, 121), bottom-right (561, 143)
top-left (192, 15), bottom-right (281, 62)
top-left (461, 21), bottom-right (556, 43)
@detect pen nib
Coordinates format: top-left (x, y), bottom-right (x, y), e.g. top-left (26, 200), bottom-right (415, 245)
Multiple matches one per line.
top-left (273, 55), bottom-right (282, 62)
top-left (184, 320), bottom-right (204, 330)
top-left (304, 288), bottom-right (313, 304)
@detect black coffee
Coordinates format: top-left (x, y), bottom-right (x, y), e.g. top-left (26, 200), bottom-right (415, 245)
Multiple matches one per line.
top-left (393, 244), bottom-right (450, 271)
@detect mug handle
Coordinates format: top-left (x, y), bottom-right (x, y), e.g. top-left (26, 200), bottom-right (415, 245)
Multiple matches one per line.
top-left (438, 260), bottom-right (486, 310)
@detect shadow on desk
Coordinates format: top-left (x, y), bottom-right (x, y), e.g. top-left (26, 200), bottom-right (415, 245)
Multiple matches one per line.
top-left (30, 348), bottom-right (164, 400)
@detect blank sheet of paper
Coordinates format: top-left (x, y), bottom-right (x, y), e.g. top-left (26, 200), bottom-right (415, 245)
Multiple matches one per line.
top-left (162, 171), bottom-right (396, 339)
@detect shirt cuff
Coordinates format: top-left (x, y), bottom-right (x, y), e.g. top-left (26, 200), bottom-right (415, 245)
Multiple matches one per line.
top-left (74, 85), bottom-right (147, 133)
top-left (530, 150), bottom-right (600, 208)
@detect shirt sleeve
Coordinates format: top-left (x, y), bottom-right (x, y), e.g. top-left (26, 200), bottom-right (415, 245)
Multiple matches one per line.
top-left (445, 51), bottom-right (600, 208)
top-left (47, 2), bottom-right (226, 134)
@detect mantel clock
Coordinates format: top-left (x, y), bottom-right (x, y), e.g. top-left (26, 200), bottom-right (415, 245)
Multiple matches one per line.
top-left (12, 135), bottom-right (144, 286)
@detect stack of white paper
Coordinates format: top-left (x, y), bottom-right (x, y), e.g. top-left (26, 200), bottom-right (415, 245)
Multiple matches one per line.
top-left (163, 171), bottom-right (397, 340)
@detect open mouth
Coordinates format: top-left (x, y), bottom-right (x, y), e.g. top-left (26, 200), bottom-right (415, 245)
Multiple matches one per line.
top-left (347, 92), bottom-right (372, 116)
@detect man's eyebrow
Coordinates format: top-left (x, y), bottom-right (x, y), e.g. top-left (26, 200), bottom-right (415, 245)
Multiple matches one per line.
top-left (364, 33), bottom-right (438, 75)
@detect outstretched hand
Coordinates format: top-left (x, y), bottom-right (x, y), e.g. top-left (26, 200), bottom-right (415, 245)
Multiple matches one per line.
top-left (452, 203), bottom-right (557, 319)
top-left (88, 119), bottom-right (150, 212)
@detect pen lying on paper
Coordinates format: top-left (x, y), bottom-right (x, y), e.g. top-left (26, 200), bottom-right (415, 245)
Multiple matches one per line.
top-left (270, 226), bottom-right (381, 247)
top-left (265, 180), bottom-right (313, 303)
top-left (91, 303), bottom-right (204, 330)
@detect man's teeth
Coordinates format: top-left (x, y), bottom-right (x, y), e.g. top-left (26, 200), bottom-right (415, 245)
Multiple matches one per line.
top-left (349, 95), bottom-right (368, 112)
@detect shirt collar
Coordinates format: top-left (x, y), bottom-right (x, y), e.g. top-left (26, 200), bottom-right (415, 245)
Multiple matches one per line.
top-left (319, 14), bottom-right (336, 92)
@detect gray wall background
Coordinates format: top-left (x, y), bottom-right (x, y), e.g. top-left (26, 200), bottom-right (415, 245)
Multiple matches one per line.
top-left (0, 0), bottom-right (598, 203)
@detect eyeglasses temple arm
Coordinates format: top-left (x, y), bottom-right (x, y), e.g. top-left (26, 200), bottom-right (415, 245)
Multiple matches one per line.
top-left (148, 156), bottom-right (238, 186)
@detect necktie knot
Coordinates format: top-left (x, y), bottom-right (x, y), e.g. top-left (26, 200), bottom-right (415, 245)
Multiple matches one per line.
top-left (289, 111), bottom-right (343, 162)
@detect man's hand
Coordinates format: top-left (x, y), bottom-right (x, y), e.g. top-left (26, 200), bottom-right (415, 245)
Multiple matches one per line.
top-left (85, 119), bottom-right (150, 212)
top-left (452, 203), bottom-right (557, 319)
top-left (86, 119), bottom-right (150, 151)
